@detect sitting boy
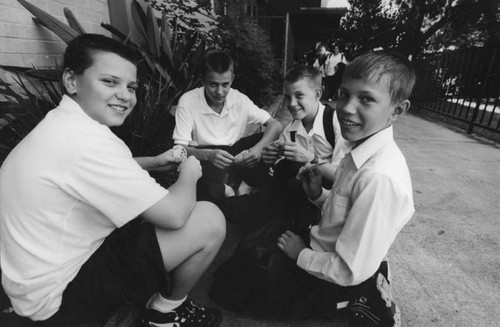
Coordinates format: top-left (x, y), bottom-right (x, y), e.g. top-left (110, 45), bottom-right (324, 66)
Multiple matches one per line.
top-left (262, 65), bottom-right (345, 184)
top-left (277, 51), bottom-right (416, 326)
top-left (0, 34), bottom-right (225, 327)
top-left (173, 50), bottom-right (283, 202)
top-left (216, 65), bottom-right (346, 228)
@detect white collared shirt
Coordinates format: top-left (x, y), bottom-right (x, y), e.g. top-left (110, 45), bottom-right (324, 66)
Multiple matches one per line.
top-left (297, 126), bottom-right (415, 286)
top-left (281, 103), bottom-right (346, 171)
top-left (173, 87), bottom-right (271, 147)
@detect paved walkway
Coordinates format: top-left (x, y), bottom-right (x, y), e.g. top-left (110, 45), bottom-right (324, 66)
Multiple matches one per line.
top-left (193, 112), bottom-right (500, 327)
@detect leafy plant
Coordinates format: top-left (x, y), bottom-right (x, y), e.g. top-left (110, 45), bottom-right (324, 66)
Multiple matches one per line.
top-left (210, 6), bottom-right (281, 107)
top-left (102, 0), bottom-right (208, 156)
top-left (0, 68), bottom-right (63, 164)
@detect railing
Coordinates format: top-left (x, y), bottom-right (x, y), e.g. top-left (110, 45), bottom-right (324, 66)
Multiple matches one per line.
top-left (412, 45), bottom-right (500, 136)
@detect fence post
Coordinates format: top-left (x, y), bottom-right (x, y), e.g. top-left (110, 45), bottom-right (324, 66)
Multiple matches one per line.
top-left (468, 47), bottom-right (497, 134)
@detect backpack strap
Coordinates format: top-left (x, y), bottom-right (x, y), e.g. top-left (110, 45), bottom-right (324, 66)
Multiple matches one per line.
top-left (323, 104), bottom-right (336, 149)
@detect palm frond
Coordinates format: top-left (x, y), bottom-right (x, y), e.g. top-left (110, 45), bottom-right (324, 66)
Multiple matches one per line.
top-left (17, 0), bottom-right (80, 43)
top-left (63, 8), bottom-right (86, 34)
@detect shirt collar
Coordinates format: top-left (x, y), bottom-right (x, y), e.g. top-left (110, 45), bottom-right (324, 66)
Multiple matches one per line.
top-left (200, 87), bottom-right (234, 116)
top-left (350, 126), bottom-right (394, 169)
top-left (289, 103), bottom-right (325, 136)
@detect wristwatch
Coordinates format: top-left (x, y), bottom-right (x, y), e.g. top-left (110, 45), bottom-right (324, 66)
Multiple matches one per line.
top-left (310, 155), bottom-right (319, 164)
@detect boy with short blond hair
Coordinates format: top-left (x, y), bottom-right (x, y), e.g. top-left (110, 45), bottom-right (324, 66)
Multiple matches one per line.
top-left (277, 50), bottom-right (416, 326)
top-left (262, 65), bottom-right (344, 182)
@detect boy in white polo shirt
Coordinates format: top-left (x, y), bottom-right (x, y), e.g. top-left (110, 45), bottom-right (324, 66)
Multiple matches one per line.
top-left (173, 50), bottom-right (283, 201)
top-left (0, 34), bottom-right (225, 327)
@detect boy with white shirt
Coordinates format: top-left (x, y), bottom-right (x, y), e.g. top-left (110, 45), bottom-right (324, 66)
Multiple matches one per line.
top-left (277, 51), bottom-right (416, 326)
top-left (173, 50), bottom-right (282, 201)
top-left (262, 65), bottom-right (345, 183)
top-left (0, 34), bottom-right (225, 327)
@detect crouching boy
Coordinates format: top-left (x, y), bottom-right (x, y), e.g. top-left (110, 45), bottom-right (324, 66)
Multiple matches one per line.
top-left (0, 34), bottom-right (225, 327)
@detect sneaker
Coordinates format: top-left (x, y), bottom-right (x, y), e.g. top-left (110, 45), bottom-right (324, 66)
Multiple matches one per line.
top-left (348, 273), bottom-right (401, 327)
top-left (141, 299), bottom-right (222, 327)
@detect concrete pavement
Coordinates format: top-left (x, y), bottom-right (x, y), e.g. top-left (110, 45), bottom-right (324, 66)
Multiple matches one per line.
top-left (193, 112), bottom-right (500, 327)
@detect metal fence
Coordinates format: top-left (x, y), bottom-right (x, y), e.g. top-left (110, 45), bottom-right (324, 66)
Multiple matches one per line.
top-left (412, 45), bottom-right (500, 135)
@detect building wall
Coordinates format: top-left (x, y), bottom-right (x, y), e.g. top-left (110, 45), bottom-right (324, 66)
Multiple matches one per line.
top-left (0, 0), bottom-right (111, 69)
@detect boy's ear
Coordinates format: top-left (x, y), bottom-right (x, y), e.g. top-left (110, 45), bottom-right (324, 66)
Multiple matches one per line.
top-left (315, 86), bottom-right (322, 100)
top-left (62, 68), bottom-right (77, 95)
top-left (392, 100), bottom-right (410, 121)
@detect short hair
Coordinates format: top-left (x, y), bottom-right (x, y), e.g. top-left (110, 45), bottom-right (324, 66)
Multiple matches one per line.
top-left (284, 65), bottom-right (322, 89)
top-left (316, 43), bottom-right (328, 52)
top-left (201, 50), bottom-right (234, 77)
top-left (63, 33), bottom-right (137, 75)
top-left (344, 50), bottom-right (416, 104)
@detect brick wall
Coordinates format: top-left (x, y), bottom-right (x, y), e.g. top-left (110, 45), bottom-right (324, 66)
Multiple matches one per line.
top-left (0, 0), bottom-right (111, 69)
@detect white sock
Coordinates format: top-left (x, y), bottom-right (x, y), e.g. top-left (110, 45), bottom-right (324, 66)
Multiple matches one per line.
top-left (146, 292), bottom-right (187, 313)
top-left (224, 183), bottom-right (236, 197)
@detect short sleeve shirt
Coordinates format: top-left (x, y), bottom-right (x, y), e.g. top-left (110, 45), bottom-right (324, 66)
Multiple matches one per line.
top-left (0, 96), bottom-right (167, 320)
top-left (173, 87), bottom-right (271, 147)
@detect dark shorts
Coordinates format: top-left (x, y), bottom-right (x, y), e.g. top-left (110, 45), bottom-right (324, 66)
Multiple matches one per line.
top-left (197, 133), bottom-right (271, 202)
top-left (44, 219), bottom-right (168, 326)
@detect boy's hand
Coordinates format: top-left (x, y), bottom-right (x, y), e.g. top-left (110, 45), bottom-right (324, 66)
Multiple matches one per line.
top-left (236, 147), bottom-right (261, 168)
top-left (208, 149), bottom-right (234, 169)
top-left (261, 143), bottom-right (281, 164)
top-left (178, 156), bottom-right (202, 181)
top-left (283, 142), bottom-right (314, 164)
top-left (153, 152), bottom-right (182, 172)
top-left (300, 166), bottom-right (323, 200)
top-left (277, 230), bottom-right (307, 260)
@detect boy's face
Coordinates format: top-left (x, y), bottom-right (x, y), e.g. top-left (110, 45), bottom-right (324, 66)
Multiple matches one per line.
top-left (63, 51), bottom-right (137, 127)
top-left (284, 78), bottom-right (321, 122)
top-left (336, 76), bottom-right (409, 143)
top-left (203, 70), bottom-right (233, 108)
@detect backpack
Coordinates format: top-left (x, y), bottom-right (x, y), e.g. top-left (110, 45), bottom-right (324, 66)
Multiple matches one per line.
top-left (323, 103), bottom-right (336, 150)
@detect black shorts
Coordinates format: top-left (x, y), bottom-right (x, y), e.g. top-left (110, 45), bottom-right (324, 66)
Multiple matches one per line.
top-left (44, 219), bottom-right (168, 326)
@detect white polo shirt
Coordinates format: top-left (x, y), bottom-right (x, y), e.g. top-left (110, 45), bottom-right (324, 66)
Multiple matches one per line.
top-left (173, 87), bottom-right (271, 147)
top-left (0, 96), bottom-right (167, 320)
top-left (297, 126), bottom-right (414, 286)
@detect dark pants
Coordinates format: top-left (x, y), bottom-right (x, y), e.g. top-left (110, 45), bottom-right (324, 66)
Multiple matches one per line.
top-left (196, 133), bottom-right (271, 202)
top-left (40, 220), bottom-right (167, 326)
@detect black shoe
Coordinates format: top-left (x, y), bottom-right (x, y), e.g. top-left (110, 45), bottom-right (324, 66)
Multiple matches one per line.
top-left (348, 273), bottom-right (401, 327)
top-left (141, 299), bottom-right (222, 327)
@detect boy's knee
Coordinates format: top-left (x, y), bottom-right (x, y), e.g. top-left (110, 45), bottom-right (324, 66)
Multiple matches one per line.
top-left (195, 201), bottom-right (226, 242)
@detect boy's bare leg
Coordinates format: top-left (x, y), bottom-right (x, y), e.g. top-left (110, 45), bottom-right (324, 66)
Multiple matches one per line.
top-left (154, 201), bottom-right (226, 299)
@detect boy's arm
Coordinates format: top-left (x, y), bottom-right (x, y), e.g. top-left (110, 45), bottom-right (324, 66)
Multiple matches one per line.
top-left (141, 156), bottom-right (201, 229)
top-left (184, 146), bottom-right (234, 169)
top-left (238, 117), bottom-right (283, 168)
top-left (296, 173), bottom-right (414, 286)
top-left (134, 154), bottom-right (182, 172)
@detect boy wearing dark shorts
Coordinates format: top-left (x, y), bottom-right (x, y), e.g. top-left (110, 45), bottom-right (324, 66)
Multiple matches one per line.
top-left (0, 34), bottom-right (225, 327)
